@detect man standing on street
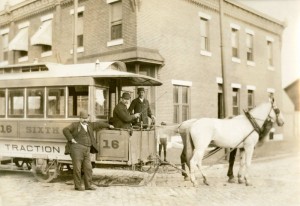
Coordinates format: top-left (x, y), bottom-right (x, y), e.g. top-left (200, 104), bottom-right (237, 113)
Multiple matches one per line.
top-left (129, 87), bottom-right (155, 128)
top-left (113, 92), bottom-right (140, 129)
top-left (63, 111), bottom-right (113, 191)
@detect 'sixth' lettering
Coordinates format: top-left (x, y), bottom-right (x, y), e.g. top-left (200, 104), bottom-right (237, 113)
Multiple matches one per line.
top-left (26, 127), bottom-right (59, 134)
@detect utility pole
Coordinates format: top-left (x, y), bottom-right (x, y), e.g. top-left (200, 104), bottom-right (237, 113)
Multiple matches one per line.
top-left (219, 0), bottom-right (230, 160)
top-left (73, 0), bottom-right (78, 64)
top-left (219, 0), bottom-right (228, 119)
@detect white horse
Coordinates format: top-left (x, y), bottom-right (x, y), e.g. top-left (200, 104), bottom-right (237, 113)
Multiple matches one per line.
top-left (187, 97), bottom-right (284, 186)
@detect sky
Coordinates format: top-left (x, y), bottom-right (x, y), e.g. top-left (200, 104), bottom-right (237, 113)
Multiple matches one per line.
top-left (0, 0), bottom-right (299, 88)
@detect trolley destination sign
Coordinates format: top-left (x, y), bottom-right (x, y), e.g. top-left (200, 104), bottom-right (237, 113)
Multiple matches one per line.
top-left (0, 121), bottom-right (68, 139)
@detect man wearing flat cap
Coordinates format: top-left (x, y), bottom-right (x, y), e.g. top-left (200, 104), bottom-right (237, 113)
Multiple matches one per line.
top-left (63, 111), bottom-right (114, 191)
top-left (113, 92), bottom-right (140, 129)
top-left (129, 87), bottom-right (155, 128)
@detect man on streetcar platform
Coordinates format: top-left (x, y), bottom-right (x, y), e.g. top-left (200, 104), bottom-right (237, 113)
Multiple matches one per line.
top-left (63, 111), bottom-right (114, 191)
top-left (129, 87), bottom-right (155, 129)
top-left (113, 92), bottom-right (140, 129)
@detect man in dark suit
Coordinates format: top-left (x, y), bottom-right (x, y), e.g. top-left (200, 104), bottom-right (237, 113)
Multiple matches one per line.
top-left (129, 87), bottom-right (155, 128)
top-left (113, 92), bottom-right (140, 129)
top-left (63, 111), bottom-right (113, 191)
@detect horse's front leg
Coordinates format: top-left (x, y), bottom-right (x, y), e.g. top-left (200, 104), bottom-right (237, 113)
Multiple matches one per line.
top-left (238, 148), bottom-right (246, 184)
top-left (243, 146), bottom-right (255, 186)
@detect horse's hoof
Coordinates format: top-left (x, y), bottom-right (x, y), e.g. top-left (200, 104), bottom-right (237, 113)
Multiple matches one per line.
top-left (203, 179), bottom-right (209, 186)
top-left (184, 176), bottom-right (190, 181)
top-left (246, 182), bottom-right (253, 186)
top-left (228, 177), bottom-right (235, 183)
top-left (238, 178), bottom-right (245, 184)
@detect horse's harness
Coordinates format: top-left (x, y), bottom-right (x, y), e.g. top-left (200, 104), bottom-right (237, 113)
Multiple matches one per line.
top-left (243, 102), bottom-right (280, 139)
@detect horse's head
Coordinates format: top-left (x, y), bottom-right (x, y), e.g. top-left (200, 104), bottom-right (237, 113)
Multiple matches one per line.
top-left (268, 97), bottom-right (284, 127)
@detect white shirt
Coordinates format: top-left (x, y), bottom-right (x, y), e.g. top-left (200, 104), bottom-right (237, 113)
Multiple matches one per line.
top-left (80, 122), bottom-right (88, 132)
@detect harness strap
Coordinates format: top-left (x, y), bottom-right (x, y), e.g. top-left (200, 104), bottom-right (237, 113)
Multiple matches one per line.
top-left (243, 109), bottom-right (261, 134)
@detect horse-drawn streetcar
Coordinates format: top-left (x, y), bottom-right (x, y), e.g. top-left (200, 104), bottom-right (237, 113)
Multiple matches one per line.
top-left (0, 61), bottom-right (162, 182)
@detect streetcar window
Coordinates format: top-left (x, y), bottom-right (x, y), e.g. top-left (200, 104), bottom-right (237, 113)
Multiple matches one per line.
top-left (8, 89), bottom-right (24, 117)
top-left (68, 86), bottom-right (88, 117)
top-left (0, 90), bottom-right (5, 117)
top-left (47, 88), bottom-right (65, 118)
top-left (27, 88), bottom-right (44, 117)
top-left (95, 87), bottom-right (108, 119)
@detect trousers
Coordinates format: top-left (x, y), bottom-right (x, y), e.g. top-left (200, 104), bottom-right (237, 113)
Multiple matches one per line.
top-left (70, 143), bottom-right (93, 189)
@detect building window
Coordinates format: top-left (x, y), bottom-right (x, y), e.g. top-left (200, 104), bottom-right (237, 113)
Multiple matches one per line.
top-left (246, 33), bottom-right (254, 61)
top-left (247, 90), bottom-right (254, 110)
top-left (110, 1), bottom-right (122, 40)
top-left (231, 28), bottom-right (239, 58)
top-left (200, 17), bottom-right (209, 51)
top-left (267, 40), bottom-right (273, 66)
top-left (2, 33), bottom-right (9, 61)
top-left (42, 45), bottom-right (52, 53)
top-left (173, 85), bottom-right (190, 123)
top-left (232, 88), bottom-right (240, 116)
top-left (77, 12), bottom-right (84, 47)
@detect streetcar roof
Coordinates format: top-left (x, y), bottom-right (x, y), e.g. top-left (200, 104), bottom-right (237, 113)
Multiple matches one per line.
top-left (0, 61), bottom-right (162, 86)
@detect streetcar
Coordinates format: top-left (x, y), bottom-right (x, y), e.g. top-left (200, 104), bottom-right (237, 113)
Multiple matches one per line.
top-left (0, 61), bottom-right (162, 182)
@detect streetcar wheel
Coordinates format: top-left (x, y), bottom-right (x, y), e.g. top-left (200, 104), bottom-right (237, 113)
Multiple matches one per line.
top-left (32, 159), bottom-right (59, 183)
top-left (13, 158), bottom-right (32, 170)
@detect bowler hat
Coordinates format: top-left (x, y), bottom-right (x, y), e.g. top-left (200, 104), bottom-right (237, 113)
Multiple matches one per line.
top-left (121, 92), bottom-right (131, 100)
top-left (137, 87), bottom-right (145, 93)
top-left (79, 111), bottom-right (89, 119)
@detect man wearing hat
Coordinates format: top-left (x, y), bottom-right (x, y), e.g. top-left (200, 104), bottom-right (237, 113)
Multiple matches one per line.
top-left (63, 111), bottom-right (114, 191)
top-left (113, 92), bottom-right (140, 129)
top-left (129, 87), bottom-right (155, 128)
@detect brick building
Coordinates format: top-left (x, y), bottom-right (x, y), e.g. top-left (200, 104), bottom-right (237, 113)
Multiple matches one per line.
top-left (0, 0), bottom-right (285, 135)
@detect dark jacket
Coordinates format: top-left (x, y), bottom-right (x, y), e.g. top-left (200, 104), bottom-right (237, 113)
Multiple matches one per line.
top-left (129, 98), bottom-right (152, 125)
top-left (63, 121), bottom-right (109, 153)
top-left (113, 102), bottom-right (136, 129)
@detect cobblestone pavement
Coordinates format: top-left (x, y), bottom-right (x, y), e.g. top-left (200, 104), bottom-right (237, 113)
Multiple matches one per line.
top-left (0, 151), bottom-right (299, 206)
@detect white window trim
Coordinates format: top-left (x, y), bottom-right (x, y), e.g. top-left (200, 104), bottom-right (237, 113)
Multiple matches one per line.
top-left (70, 47), bottom-right (85, 54)
top-left (18, 56), bottom-right (28, 63)
top-left (230, 23), bottom-right (240, 30)
top-left (198, 12), bottom-right (211, 20)
top-left (107, 0), bottom-right (120, 3)
top-left (0, 61), bottom-right (8, 66)
top-left (41, 50), bottom-right (53, 58)
top-left (247, 61), bottom-right (256, 67)
top-left (246, 85), bottom-right (256, 90)
top-left (200, 50), bottom-right (212, 57)
top-left (70, 6), bottom-right (85, 15)
top-left (41, 13), bottom-right (54, 22)
top-left (267, 88), bottom-right (275, 93)
top-left (232, 57), bottom-right (241, 63)
top-left (266, 36), bottom-right (274, 42)
top-left (0, 28), bottom-right (9, 35)
top-left (231, 83), bottom-right (241, 89)
top-left (268, 66), bottom-right (275, 71)
top-left (107, 39), bottom-right (124, 47)
top-left (18, 21), bottom-right (30, 29)
top-left (245, 28), bottom-right (255, 35)
top-left (172, 79), bottom-right (192, 87)
top-left (216, 77), bottom-right (223, 84)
